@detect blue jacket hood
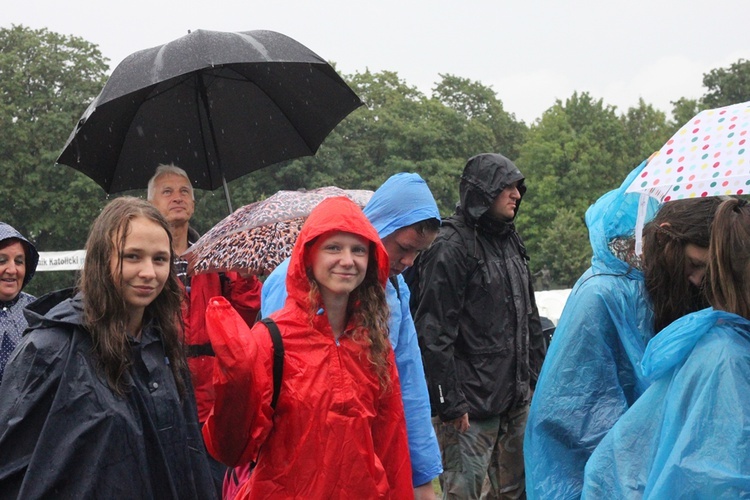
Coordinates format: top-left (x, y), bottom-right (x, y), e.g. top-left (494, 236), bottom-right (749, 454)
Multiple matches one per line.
top-left (584, 160), bottom-right (659, 275)
top-left (363, 173), bottom-right (441, 239)
top-left (0, 222), bottom-right (39, 290)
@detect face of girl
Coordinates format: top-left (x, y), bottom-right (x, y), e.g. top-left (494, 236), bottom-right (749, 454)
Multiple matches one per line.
top-left (110, 217), bottom-right (171, 321)
top-left (310, 231), bottom-right (369, 301)
top-left (683, 243), bottom-right (709, 287)
top-left (0, 241), bottom-right (26, 302)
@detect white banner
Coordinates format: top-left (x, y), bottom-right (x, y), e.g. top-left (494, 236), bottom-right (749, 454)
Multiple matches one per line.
top-left (37, 250), bottom-right (86, 271)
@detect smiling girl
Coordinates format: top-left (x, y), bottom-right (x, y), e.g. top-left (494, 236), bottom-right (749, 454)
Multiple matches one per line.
top-left (0, 197), bottom-right (215, 499)
top-left (203, 196), bottom-right (413, 498)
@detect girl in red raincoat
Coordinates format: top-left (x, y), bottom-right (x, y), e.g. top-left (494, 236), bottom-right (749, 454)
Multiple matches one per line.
top-left (202, 196), bottom-right (413, 499)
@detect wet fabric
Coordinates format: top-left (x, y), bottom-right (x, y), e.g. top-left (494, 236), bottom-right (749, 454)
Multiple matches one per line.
top-left (0, 289), bottom-right (216, 499)
top-left (0, 223), bottom-right (39, 383)
top-left (582, 309), bottom-right (750, 498)
top-left (524, 160), bottom-right (660, 500)
top-left (182, 270), bottom-right (261, 423)
top-left (412, 153), bottom-right (545, 422)
top-left (261, 173), bottom-right (443, 487)
top-left (203, 196), bottom-right (413, 498)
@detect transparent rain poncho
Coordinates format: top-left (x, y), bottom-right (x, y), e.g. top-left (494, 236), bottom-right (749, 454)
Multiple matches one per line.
top-left (524, 160), bottom-right (660, 499)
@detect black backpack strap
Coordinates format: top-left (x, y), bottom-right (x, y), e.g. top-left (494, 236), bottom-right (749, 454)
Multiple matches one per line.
top-left (389, 275), bottom-right (401, 300)
top-left (260, 318), bottom-right (284, 410)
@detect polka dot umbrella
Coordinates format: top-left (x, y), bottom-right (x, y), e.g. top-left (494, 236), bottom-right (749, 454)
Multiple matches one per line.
top-left (626, 100), bottom-right (750, 253)
top-left (626, 100), bottom-right (750, 202)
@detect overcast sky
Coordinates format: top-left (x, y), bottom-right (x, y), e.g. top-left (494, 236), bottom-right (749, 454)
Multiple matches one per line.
top-left (6, 0), bottom-right (750, 123)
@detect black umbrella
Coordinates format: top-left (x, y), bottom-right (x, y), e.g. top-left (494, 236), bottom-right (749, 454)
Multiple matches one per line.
top-left (56, 29), bottom-right (363, 212)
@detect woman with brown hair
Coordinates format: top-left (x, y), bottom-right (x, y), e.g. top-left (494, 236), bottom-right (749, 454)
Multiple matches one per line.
top-left (0, 197), bottom-right (215, 499)
top-left (583, 197), bottom-right (750, 497)
top-left (202, 196), bottom-right (413, 498)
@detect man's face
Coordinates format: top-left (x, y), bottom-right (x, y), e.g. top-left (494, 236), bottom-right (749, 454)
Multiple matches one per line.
top-left (150, 173), bottom-right (195, 226)
top-left (381, 226), bottom-right (438, 277)
top-left (489, 181), bottom-right (522, 221)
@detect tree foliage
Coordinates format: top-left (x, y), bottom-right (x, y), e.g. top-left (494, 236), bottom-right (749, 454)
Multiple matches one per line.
top-left (1, 25), bottom-right (110, 295)
top-left (3, 25), bottom-right (748, 295)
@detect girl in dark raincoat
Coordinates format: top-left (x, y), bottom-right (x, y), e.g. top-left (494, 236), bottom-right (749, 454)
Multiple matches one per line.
top-left (0, 197), bottom-right (215, 499)
top-left (202, 196), bottom-right (413, 499)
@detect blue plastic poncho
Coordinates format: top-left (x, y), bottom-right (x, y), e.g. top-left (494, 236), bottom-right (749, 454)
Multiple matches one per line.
top-left (524, 161), bottom-right (660, 499)
top-left (261, 173), bottom-right (443, 487)
top-left (582, 308), bottom-right (750, 498)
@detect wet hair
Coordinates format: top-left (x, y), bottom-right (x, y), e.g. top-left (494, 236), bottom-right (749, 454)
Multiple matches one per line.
top-left (407, 217), bottom-right (440, 236)
top-left (642, 197), bottom-right (724, 332)
top-left (79, 196), bottom-right (187, 396)
top-left (305, 238), bottom-right (392, 389)
top-left (146, 163), bottom-right (194, 201)
top-left (705, 198), bottom-right (750, 318)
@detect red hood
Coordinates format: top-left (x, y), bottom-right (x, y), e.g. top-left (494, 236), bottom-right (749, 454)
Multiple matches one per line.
top-left (286, 196), bottom-right (389, 309)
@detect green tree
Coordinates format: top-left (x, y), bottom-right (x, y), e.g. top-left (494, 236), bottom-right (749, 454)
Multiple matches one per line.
top-left (516, 92), bottom-right (636, 285)
top-left (701, 58), bottom-right (750, 109)
top-left (432, 74), bottom-right (528, 159)
top-left (1, 25), bottom-right (110, 295)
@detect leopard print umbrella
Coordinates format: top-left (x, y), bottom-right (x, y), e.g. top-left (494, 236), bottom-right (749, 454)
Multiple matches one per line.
top-left (184, 186), bottom-right (373, 276)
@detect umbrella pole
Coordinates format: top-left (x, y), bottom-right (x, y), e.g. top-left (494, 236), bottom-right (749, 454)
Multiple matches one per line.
top-left (222, 175), bottom-right (233, 213)
top-left (197, 74), bottom-right (233, 214)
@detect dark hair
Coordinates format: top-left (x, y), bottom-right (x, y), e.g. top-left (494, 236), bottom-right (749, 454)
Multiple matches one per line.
top-left (642, 197), bottom-right (724, 332)
top-left (408, 217), bottom-right (440, 236)
top-left (706, 198), bottom-right (750, 318)
top-left (79, 196), bottom-right (187, 396)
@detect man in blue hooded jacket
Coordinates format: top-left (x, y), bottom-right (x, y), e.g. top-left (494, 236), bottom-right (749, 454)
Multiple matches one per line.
top-left (261, 172), bottom-right (444, 498)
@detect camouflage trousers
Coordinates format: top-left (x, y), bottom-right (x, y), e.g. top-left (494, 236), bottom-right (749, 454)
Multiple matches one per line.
top-left (435, 403), bottom-right (529, 500)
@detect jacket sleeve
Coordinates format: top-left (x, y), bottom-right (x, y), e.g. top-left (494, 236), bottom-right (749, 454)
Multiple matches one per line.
top-left (524, 274), bottom-right (648, 500)
top-left (372, 350), bottom-right (414, 496)
top-left (202, 297), bottom-right (274, 467)
top-left (525, 269), bottom-right (546, 388)
top-left (222, 272), bottom-right (262, 326)
top-left (391, 277), bottom-right (443, 486)
top-left (412, 235), bottom-right (470, 422)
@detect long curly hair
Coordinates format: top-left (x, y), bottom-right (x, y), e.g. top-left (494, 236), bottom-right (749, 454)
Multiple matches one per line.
top-left (306, 241), bottom-right (392, 390)
top-left (706, 198), bottom-right (750, 318)
top-left (79, 197), bottom-right (187, 397)
top-left (642, 197), bottom-right (724, 332)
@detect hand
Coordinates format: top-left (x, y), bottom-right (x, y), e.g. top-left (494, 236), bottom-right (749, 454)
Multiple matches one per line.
top-left (445, 413), bottom-right (470, 433)
top-left (414, 480), bottom-right (437, 500)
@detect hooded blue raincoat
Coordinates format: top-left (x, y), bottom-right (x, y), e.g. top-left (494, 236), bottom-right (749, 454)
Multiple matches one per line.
top-left (524, 161), bottom-right (660, 499)
top-left (261, 173), bottom-right (443, 487)
top-left (582, 308), bottom-right (750, 498)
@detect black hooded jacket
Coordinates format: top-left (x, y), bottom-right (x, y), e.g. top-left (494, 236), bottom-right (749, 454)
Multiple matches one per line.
top-left (413, 153), bottom-right (546, 421)
top-left (0, 290), bottom-right (216, 499)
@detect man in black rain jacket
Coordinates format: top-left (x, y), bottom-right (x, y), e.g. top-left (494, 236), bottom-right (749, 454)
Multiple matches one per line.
top-left (412, 153), bottom-right (546, 499)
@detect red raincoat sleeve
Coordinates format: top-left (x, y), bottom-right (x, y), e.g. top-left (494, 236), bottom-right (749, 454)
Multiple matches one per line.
top-left (202, 296), bottom-right (274, 467)
top-left (373, 351), bottom-right (414, 495)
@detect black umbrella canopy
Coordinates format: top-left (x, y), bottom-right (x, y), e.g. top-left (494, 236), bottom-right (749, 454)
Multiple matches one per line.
top-left (57, 29), bottom-right (363, 198)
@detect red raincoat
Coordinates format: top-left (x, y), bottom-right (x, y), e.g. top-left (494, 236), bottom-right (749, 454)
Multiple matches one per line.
top-left (184, 271), bottom-right (261, 422)
top-left (203, 197), bottom-right (413, 498)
